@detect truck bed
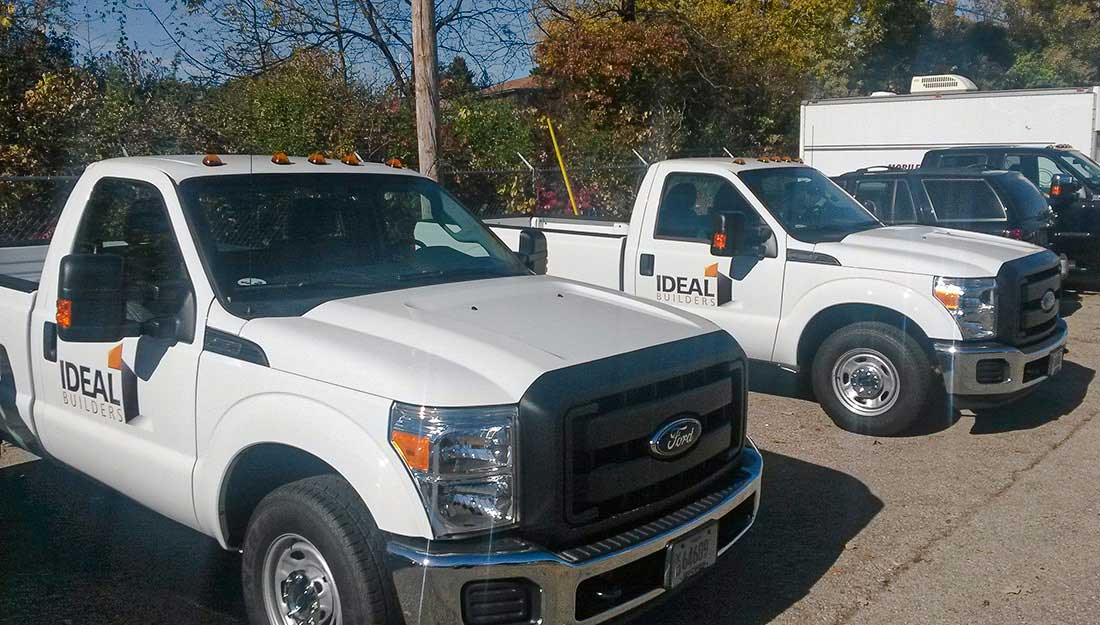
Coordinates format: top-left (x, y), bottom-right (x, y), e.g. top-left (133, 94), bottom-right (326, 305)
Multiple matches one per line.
top-left (0, 244), bottom-right (47, 291)
top-left (486, 216), bottom-right (629, 291)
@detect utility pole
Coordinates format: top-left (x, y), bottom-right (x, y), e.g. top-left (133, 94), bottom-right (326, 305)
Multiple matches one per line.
top-left (412, 0), bottom-right (440, 180)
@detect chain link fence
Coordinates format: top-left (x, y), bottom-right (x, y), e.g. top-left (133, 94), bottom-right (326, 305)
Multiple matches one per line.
top-left (0, 176), bottom-right (78, 245)
top-left (443, 163), bottom-right (649, 221)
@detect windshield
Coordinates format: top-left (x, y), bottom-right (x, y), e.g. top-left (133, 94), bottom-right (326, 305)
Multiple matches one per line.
top-left (177, 173), bottom-right (527, 318)
top-left (1061, 150), bottom-right (1100, 187)
top-left (737, 167), bottom-right (882, 243)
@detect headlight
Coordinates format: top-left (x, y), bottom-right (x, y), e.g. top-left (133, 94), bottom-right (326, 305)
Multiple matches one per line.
top-left (933, 276), bottom-right (997, 340)
top-left (389, 402), bottom-right (517, 537)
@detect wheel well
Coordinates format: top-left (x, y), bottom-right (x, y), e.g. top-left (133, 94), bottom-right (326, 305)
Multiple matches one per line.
top-left (797, 304), bottom-right (933, 372)
top-left (220, 443), bottom-right (338, 549)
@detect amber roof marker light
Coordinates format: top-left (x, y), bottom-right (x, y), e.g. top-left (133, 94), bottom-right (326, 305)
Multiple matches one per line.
top-left (308, 152), bottom-right (328, 165)
top-left (341, 153), bottom-right (362, 166)
top-left (271, 152), bottom-right (293, 165)
top-left (202, 154), bottom-right (225, 167)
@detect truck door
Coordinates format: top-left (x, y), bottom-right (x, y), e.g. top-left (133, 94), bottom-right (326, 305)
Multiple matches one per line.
top-left (633, 170), bottom-right (785, 360)
top-left (31, 176), bottom-right (202, 528)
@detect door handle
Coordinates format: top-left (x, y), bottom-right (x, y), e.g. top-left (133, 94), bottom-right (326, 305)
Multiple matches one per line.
top-left (43, 322), bottom-right (57, 362)
top-left (640, 254), bottom-right (655, 276)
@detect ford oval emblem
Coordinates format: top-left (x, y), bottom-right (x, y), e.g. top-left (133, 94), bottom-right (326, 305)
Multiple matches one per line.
top-left (649, 416), bottom-right (703, 460)
top-left (1041, 289), bottom-right (1057, 313)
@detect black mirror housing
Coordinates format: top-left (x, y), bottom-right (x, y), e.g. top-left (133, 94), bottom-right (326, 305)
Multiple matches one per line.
top-left (1049, 173), bottom-right (1081, 206)
top-left (57, 254), bottom-right (130, 342)
top-left (517, 228), bottom-right (548, 275)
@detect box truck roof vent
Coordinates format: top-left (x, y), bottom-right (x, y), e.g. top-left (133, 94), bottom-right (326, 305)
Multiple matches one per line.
top-left (910, 74), bottom-right (978, 94)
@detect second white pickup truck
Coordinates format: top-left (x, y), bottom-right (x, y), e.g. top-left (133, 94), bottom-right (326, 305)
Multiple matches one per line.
top-left (489, 157), bottom-right (1068, 436)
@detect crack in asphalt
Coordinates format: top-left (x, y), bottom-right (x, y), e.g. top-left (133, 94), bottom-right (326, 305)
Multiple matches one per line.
top-left (829, 404), bottom-right (1100, 625)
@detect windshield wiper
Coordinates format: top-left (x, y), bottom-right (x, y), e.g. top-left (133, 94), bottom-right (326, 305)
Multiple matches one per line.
top-left (238, 279), bottom-right (383, 290)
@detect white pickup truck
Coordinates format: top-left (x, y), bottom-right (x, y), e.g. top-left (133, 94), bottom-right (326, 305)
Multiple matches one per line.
top-left (488, 157), bottom-right (1068, 436)
top-left (0, 155), bottom-right (762, 625)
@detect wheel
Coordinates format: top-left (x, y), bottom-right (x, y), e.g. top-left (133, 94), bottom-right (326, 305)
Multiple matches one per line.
top-left (242, 475), bottom-right (394, 625)
top-left (811, 321), bottom-right (935, 436)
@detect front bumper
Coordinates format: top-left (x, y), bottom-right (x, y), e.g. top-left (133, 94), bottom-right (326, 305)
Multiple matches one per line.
top-left (934, 319), bottom-right (1068, 396)
top-left (385, 440), bottom-right (763, 625)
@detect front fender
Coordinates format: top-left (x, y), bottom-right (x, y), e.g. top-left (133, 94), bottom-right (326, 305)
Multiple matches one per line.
top-left (773, 273), bottom-right (960, 366)
top-left (193, 389), bottom-right (431, 548)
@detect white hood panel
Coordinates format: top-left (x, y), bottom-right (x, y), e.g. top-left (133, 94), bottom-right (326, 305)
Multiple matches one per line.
top-left (238, 276), bottom-right (716, 406)
top-left (817, 225), bottom-right (1044, 277)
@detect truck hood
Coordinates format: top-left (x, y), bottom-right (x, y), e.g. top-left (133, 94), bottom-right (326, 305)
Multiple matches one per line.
top-left (815, 225), bottom-right (1044, 277)
top-left (237, 275), bottom-right (717, 406)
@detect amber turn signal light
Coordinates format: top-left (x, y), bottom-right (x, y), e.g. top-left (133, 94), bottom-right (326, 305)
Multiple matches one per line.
top-left (56, 298), bottom-right (72, 328)
top-left (712, 232), bottom-right (727, 250)
top-left (391, 430), bottom-right (430, 471)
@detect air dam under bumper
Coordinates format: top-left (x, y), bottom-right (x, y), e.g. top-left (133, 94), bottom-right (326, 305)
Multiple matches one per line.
top-left (385, 440), bottom-right (762, 625)
top-left (934, 319), bottom-right (1068, 397)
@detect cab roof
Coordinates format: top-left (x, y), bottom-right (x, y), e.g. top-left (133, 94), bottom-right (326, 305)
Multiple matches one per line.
top-left (658, 157), bottom-right (810, 173)
top-left (89, 154), bottom-right (425, 183)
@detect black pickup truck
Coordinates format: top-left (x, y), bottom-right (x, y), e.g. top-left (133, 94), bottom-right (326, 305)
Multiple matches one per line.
top-left (920, 145), bottom-right (1100, 283)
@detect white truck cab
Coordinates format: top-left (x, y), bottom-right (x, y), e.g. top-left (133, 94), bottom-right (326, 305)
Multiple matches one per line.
top-left (489, 157), bottom-right (1068, 436)
top-left (0, 155), bottom-right (762, 625)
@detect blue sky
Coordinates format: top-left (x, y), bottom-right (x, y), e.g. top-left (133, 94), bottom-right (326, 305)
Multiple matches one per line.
top-left (64, 0), bottom-right (535, 84)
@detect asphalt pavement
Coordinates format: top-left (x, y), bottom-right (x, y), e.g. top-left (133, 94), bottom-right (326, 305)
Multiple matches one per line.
top-left (2, 292), bottom-right (1098, 625)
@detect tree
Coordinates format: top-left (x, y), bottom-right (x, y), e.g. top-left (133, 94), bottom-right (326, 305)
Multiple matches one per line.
top-left (143, 0), bottom-right (531, 93)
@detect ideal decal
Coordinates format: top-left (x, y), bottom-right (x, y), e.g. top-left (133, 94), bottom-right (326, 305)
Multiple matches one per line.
top-left (59, 344), bottom-right (138, 423)
top-left (656, 263), bottom-right (733, 307)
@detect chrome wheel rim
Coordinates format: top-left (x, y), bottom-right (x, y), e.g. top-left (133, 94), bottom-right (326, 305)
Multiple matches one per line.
top-left (831, 348), bottom-right (900, 417)
top-left (262, 534), bottom-right (341, 625)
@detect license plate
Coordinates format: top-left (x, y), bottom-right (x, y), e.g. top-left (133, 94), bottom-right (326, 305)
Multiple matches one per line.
top-left (1049, 349), bottom-right (1064, 376)
top-left (664, 523), bottom-right (719, 589)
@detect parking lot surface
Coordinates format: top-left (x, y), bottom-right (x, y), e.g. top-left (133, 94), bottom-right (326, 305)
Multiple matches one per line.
top-left (2, 292), bottom-right (1098, 625)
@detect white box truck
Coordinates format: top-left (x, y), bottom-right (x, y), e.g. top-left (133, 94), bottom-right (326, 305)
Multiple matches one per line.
top-left (800, 74), bottom-right (1100, 176)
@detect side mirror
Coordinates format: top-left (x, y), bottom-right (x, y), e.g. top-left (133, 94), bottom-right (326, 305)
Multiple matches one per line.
top-left (517, 228), bottom-right (548, 275)
top-left (711, 213), bottom-right (771, 258)
top-left (57, 254), bottom-right (131, 342)
top-left (710, 212), bottom-right (740, 257)
top-left (1049, 173), bottom-right (1081, 206)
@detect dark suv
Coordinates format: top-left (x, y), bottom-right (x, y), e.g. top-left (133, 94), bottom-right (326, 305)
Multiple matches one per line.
top-left (921, 145), bottom-right (1100, 281)
top-left (833, 167), bottom-right (1054, 247)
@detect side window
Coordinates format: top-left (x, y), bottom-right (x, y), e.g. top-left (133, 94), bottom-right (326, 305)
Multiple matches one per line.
top-left (939, 154), bottom-right (989, 169)
top-left (922, 179), bottom-right (1006, 221)
top-left (892, 180), bottom-right (917, 223)
top-left (73, 178), bottom-right (190, 324)
top-left (1035, 155), bottom-right (1062, 191)
top-left (654, 173), bottom-right (763, 242)
top-left (853, 180), bottom-right (894, 221)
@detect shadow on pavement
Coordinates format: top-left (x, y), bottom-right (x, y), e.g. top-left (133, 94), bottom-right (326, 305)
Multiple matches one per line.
top-left (968, 359), bottom-right (1095, 435)
top-left (0, 460), bottom-right (246, 625)
top-left (0, 449), bottom-right (880, 625)
top-left (637, 449), bottom-right (882, 625)
top-left (1059, 292), bottom-right (1084, 318)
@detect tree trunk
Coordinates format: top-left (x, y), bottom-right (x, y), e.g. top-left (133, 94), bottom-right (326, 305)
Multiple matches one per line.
top-left (412, 0), bottom-right (440, 180)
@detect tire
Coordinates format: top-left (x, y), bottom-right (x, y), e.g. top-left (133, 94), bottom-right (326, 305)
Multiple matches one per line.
top-left (811, 321), bottom-right (935, 436)
top-left (242, 475), bottom-right (394, 625)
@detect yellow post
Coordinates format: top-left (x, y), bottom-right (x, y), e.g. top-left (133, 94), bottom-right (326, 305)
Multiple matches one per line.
top-left (545, 117), bottom-right (580, 216)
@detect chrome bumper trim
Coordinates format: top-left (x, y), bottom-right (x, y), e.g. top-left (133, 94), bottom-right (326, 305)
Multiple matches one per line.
top-left (934, 319), bottom-right (1068, 396)
top-left (385, 440), bottom-right (763, 625)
